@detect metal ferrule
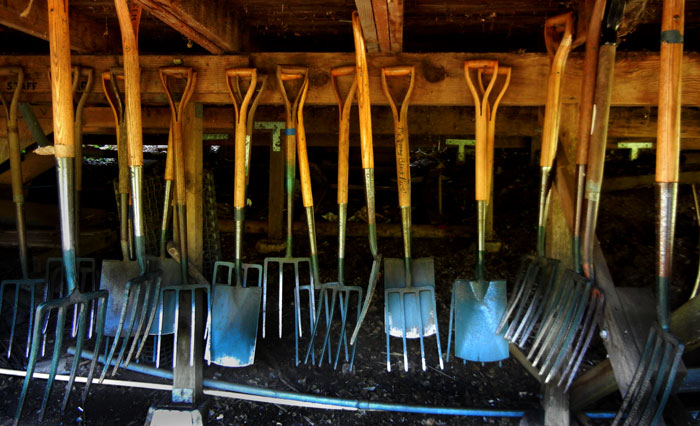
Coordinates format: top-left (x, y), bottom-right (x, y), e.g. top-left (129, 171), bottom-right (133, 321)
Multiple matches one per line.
top-left (338, 203), bottom-right (347, 284)
top-left (176, 204), bottom-right (188, 281)
top-left (363, 168), bottom-right (378, 257)
top-left (234, 207), bottom-right (245, 286)
top-left (400, 206), bottom-right (412, 282)
top-left (15, 201), bottom-right (28, 278)
top-left (121, 193), bottom-right (130, 258)
top-left (159, 180), bottom-right (172, 257)
top-left (476, 200), bottom-right (486, 281)
top-left (656, 182), bottom-right (677, 330)
top-left (537, 166), bottom-right (552, 258)
top-left (130, 165), bottom-right (146, 271)
top-left (285, 162), bottom-right (296, 257)
top-left (56, 157), bottom-right (78, 292)
top-left (573, 164), bottom-right (586, 274)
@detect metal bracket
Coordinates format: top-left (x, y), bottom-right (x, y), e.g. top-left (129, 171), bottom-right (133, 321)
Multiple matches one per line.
top-left (255, 121), bottom-right (286, 152)
top-left (445, 139), bottom-right (475, 164)
top-left (617, 141), bottom-right (653, 161)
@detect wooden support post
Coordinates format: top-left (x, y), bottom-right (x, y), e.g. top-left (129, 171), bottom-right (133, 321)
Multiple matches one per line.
top-left (172, 102), bottom-right (203, 404)
top-left (255, 122), bottom-right (285, 242)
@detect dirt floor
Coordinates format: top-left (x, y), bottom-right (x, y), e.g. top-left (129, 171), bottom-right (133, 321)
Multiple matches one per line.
top-left (0, 146), bottom-right (697, 425)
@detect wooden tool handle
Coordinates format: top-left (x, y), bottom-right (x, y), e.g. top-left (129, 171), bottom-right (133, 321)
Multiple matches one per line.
top-left (225, 67), bottom-right (258, 209)
top-left (115, 0), bottom-right (143, 167)
top-left (465, 61), bottom-right (497, 202)
top-left (576, 0), bottom-right (606, 166)
top-left (159, 66), bottom-right (197, 205)
top-left (656, 0), bottom-right (685, 184)
top-left (296, 78), bottom-right (313, 208)
top-left (331, 65), bottom-right (357, 205)
top-left (73, 66), bottom-right (93, 193)
top-left (352, 11), bottom-right (374, 170)
top-left (101, 70), bottom-right (130, 195)
top-left (276, 65), bottom-right (309, 167)
top-left (47, 0), bottom-right (75, 159)
top-left (164, 122), bottom-right (174, 181)
top-left (0, 67), bottom-right (24, 200)
top-left (246, 75), bottom-right (267, 187)
top-left (541, 12), bottom-right (574, 168)
top-left (381, 66), bottom-right (415, 208)
top-left (586, 44), bottom-right (616, 194)
top-left (485, 66), bottom-right (511, 205)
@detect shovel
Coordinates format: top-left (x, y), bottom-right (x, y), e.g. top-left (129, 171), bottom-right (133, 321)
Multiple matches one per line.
top-left (348, 11), bottom-right (383, 347)
top-left (206, 68), bottom-right (265, 367)
top-left (0, 66), bottom-right (48, 360)
top-left (447, 60), bottom-right (510, 363)
top-left (153, 65), bottom-right (212, 370)
top-left (304, 65), bottom-right (362, 370)
top-left (496, 12), bottom-right (574, 349)
top-left (614, 0), bottom-right (686, 423)
top-left (381, 65), bottom-right (444, 372)
top-left (14, 1), bottom-right (109, 421)
top-left (262, 66), bottom-right (316, 364)
top-left (99, 4), bottom-right (167, 380)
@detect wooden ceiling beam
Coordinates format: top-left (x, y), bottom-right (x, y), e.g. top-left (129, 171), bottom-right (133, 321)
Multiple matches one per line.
top-left (2, 52), bottom-right (700, 106)
top-left (134, 0), bottom-right (244, 54)
top-left (355, 0), bottom-right (403, 53)
top-left (0, 0), bottom-right (118, 52)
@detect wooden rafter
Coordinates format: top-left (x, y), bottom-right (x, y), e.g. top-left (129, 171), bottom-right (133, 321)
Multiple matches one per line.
top-left (0, 0), bottom-right (118, 52)
top-left (134, 0), bottom-right (243, 54)
top-left (354, 0), bottom-right (404, 53)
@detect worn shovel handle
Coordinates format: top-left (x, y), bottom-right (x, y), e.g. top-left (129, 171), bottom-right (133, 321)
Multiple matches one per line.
top-left (101, 70), bottom-right (130, 195)
top-left (0, 66), bottom-right (24, 200)
top-left (159, 66), bottom-right (197, 205)
top-left (541, 12), bottom-right (574, 169)
top-left (47, 0), bottom-right (75, 160)
top-left (576, 0), bottom-right (606, 167)
top-left (656, 0), bottom-right (685, 184)
top-left (295, 78), bottom-right (313, 208)
top-left (381, 66), bottom-right (415, 209)
top-left (484, 66), bottom-right (511, 205)
top-left (225, 67), bottom-right (258, 209)
top-left (352, 11), bottom-right (374, 170)
top-left (331, 65), bottom-right (357, 205)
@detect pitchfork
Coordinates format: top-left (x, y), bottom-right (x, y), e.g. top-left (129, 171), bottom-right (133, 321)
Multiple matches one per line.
top-left (14, 1), bottom-right (108, 422)
top-left (304, 66), bottom-right (363, 370)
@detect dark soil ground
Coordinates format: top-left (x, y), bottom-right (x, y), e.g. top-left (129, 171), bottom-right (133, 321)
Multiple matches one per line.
top-left (0, 145), bottom-right (697, 425)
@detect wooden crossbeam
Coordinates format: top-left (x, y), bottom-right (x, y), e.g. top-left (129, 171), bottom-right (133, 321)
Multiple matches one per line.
top-left (135, 0), bottom-right (243, 54)
top-left (0, 0), bottom-right (118, 52)
top-left (1, 52), bottom-right (700, 106)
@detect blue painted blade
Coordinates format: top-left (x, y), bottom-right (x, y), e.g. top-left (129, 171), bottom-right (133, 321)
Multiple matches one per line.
top-left (452, 278), bottom-right (509, 362)
top-left (100, 259), bottom-right (176, 336)
top-left (208, 284), bottom-right (262, 367)
top-left (384, 257), bottom-right (437, 338)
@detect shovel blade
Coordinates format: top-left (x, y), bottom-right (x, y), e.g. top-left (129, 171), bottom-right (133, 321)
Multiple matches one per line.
top-left (207, 284), bottom-right (262, 367)
top-left (452, 278), bottom-right (508, 362)
top-left (99, 259), bottom-right (176, 336)
top-left (385, 257), bottom-right (437, 338)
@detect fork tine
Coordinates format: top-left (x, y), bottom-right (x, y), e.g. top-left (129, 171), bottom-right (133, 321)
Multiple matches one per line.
top-left (14, 303), bottom-right (49, 426)
top-left (83, 294), bottom-right (107, 402)
top-left (38, 305), bottom-right (67, 421)
top-left (61, 302), bottom-right (87, 413)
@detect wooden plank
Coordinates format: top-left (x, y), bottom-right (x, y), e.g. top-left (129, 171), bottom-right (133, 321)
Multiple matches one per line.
top-left (0, 0), bottom-right (118, 53)
top-left (386, 0), bottom-right (404, 53)
top-left (0, 151), bottom-right (54, 184)
top-left (135, 0), bottom-right (242, 54)
top-left (3, 52), bottom-right (700, 106)
top-left (172, 101), bottom-right (204, 404)
top-left (354, 0), bottom-right (380, 53)
top-left (371, 0), bottom-right (391, 52)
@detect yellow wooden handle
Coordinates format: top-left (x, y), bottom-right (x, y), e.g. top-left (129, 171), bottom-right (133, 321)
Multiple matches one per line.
top-left (225, 67), bottom-right (258, 208)
top-left (541, 12), bottom-right (574, 168)
top-left (381, 66), bottom-right (415, 208)
top-left (47, 0), bottom-right (75, 159)
top-left (352, 11), bottom-right (374, 170)
top-left (656, 0), bottom-right (685, 183)
top-left (484, 66), bottom-right (511, 204)
top-left (0, 67), bottom-right (24, 200)
top-left (331, 65), bottom-right (357, 205)
top-left (465, 61), bottom-right (496, 202)
top-left (159, 66), bottom-right (197, 205)
top-left (276, 65), bottom-right (309, 167)
top-left (296, 78), bottom-right (313, 208)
